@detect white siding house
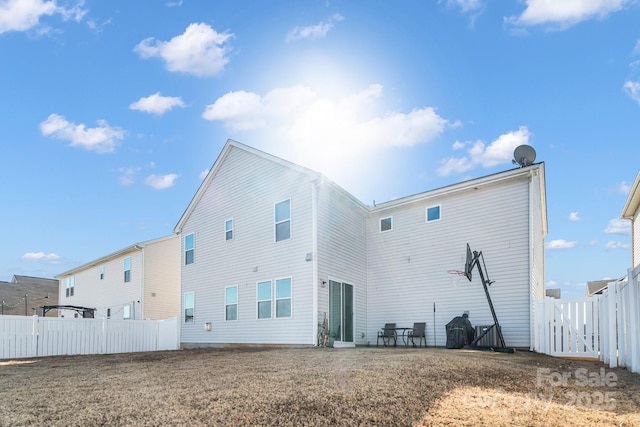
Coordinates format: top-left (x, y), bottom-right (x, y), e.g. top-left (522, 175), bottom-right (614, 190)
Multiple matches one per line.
top-left (55, 235), bottom-right (180, 321)
top-left (622, 170), bottom-right (640, 268)
top-left (175, 140), bottom-right (547, 349)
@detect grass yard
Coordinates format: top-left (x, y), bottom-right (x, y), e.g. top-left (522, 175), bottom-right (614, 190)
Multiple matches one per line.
top-left (1, 347), bottom-right (640, 426)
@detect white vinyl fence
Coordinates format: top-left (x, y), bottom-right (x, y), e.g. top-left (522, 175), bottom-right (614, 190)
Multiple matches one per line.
top-left (535, 264), bottom-right (640, 374)
top-left (0, 315), bottom-right (179, 359)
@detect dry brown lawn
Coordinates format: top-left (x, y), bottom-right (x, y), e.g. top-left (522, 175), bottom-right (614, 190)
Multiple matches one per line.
top-left (1, 347), bottom-right (640, 426)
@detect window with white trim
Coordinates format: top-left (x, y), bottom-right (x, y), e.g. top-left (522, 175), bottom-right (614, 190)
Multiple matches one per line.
top-left (225, 219), bottom-right (233, 241)
top-left (275, 277), bottom-right (292, 318)
top-left (99, 265), bottom-right (104, 280)
top-left (225, 285), bottom-right (238, 321)
top-left (184, 292), bottom-right (195, 323)
top-left (123, 304), bottom-right (131, 320)
top-left (275, 199), bottom-right (291, 242)
top-left (380, 216), bottom-right (392, 232)
top-left (124, 257), bottom-right (131, 283)
top-left (257, 281), bottom-right (272, 319)
top-left (426, 205), bottom-right (441, 222)
top-left (185, 233), bottom-right (195, 265)
top-left (65, 276), bottom-right (74, 297)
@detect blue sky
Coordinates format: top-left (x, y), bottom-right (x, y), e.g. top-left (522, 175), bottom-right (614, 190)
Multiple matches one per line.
top-left (1, 0), bottom-right (639, 298)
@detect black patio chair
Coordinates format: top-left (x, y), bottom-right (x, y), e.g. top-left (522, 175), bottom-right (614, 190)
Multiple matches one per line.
top-left (406, 322), bottom-right (426, 348)
top-left (377, 323), bottom-right (397, 347)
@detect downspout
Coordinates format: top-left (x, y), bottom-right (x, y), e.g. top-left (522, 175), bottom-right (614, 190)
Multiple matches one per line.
top-left (311, 178), bottom-right (319, 345)
top-left (138, 244), bottom-right (144, 320)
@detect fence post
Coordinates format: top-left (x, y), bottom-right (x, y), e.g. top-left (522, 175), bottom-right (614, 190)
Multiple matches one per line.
top-left (607, 282), bottom-right (618, 368)
top-left (629, 266), bottom-right (640, 373)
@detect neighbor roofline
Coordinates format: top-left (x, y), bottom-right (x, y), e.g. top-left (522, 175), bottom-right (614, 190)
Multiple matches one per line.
top-left (55, 234), bottom-right (176, 279)
top-left (621, 170), bottom-right (640, 219)
top-left (370, 162), bottom-right (545, 213)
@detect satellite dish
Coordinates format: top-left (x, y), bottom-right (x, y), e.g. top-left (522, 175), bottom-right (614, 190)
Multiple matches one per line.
top-left (512, 145), bottom-right (536, 167)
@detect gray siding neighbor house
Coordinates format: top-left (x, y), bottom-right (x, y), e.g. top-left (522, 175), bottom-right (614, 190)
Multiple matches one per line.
top-left (174, 139), bottom-right (547, 349)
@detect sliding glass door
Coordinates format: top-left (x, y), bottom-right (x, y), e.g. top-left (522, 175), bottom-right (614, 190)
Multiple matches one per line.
top-left (329, 280), bottom-right (354, 343)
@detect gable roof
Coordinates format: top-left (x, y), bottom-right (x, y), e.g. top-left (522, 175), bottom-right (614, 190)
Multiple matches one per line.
top-left (173, 139), bottom-right (367, 233)
top-left (174, 140), bottom-right (548, 236)
top-left (621, 170), bottom-right (640, 219)
top-left (55, 234), bottom-right (177, 279)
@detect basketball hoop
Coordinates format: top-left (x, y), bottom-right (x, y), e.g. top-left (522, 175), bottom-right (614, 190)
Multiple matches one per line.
top-left (447, 270), bottom-right (466, 287)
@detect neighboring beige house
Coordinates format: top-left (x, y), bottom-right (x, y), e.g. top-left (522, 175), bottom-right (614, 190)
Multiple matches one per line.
top-left (622, 170), bottom-right (640, 268)
top-left (55, 235), bottom-right (179, 320)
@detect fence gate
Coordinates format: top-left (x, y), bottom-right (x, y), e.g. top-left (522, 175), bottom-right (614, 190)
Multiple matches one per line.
top-left (535, 297), bottom-right (600, 359)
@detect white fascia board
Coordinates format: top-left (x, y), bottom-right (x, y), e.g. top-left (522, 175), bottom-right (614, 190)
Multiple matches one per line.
top-left (621, 170), bottom-right (640, 219)
top-left (370, 163), bottom-right (544, 213)
top-left (54, 234), bottom-right (175, 279)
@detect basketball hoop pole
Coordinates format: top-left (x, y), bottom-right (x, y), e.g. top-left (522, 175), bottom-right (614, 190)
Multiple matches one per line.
top-left (468, 250), bottom-right (506, 348)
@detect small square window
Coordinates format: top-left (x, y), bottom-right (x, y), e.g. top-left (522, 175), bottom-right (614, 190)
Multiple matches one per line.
top-left (380, 216), bottom-right (392, 232)
top-left (426, 205), bottom-right (441, 222)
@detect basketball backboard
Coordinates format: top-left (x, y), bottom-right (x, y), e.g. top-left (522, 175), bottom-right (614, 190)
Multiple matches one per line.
top-left (464, 243), bottom-right (473, 281)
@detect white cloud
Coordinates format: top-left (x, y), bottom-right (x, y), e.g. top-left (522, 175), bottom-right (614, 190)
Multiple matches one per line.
top-left (604, 218), bottom-right (631, 235)
top-left (443, 0), bottom-right (483, 13)
top-left (612, 181), bottom-right (631, 194)
top-left (568, 212), bottom-right (581, 221)
top-left (506, 0), bottom-right (630, 30)
top-left (605, 240), bottom-right (630, 250)
top-left (286, 13), bottom-right (344, 42)
top-left (129, 92), bottom-right (185, 116)
top-left (134, 23), bottom-right (233, 77)
top-left (438, 126), bottom-right (531, 176)
top-left (203, 83), bottom-right (447, 155)
top-left (20, 251), bottom-right (62, 264)
top-left (624, 81), bottom-right (640, 105)
top-left (199, 169), bottom-right (209, 180)
top-left (0, 0), bottom-right (86, 34)
top-left (202, 89), bottom-right (265, 130)
top-left (545, 239), bottom-right (577, 250)
top-left (115, 167), bottom-right (140, 186)
top-left (202, 83), bottom-right (448, 190)
top-left (145, 173), bottom-right (178, 190)
top-left (40, 113), bottom-right (124, 153)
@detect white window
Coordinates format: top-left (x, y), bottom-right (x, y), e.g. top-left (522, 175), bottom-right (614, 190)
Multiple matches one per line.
top-left (225, 286), bottom-right (238, 321)
top-left (380, 216), bottom-right (392, 232)
top-left (123, 304), bottom-right (131, 320)
top-left (275, 277), bottom-right (292, 318)
top-left (124, 257), bottom-right (131, 282)
top-left (65, 276), bottom-right (74, 297)
top-left (426, 205), bottom-right (441, 222)
top-left (225, 219), bottom-right (234, 241)
top-left (99, 265), bottom-right (104, 280)
top-left (257, 281), bottom-right (272, 319)
top-left (275, 199), bottom-right (291, 242)
top-left (184, 292), bottom-right (195, 323)
top-left (185, 233), bottom-right (195, 265)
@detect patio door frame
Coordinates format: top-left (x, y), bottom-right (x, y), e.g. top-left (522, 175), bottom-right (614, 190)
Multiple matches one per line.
top-left (328, 278), bottom-right (355, 348)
